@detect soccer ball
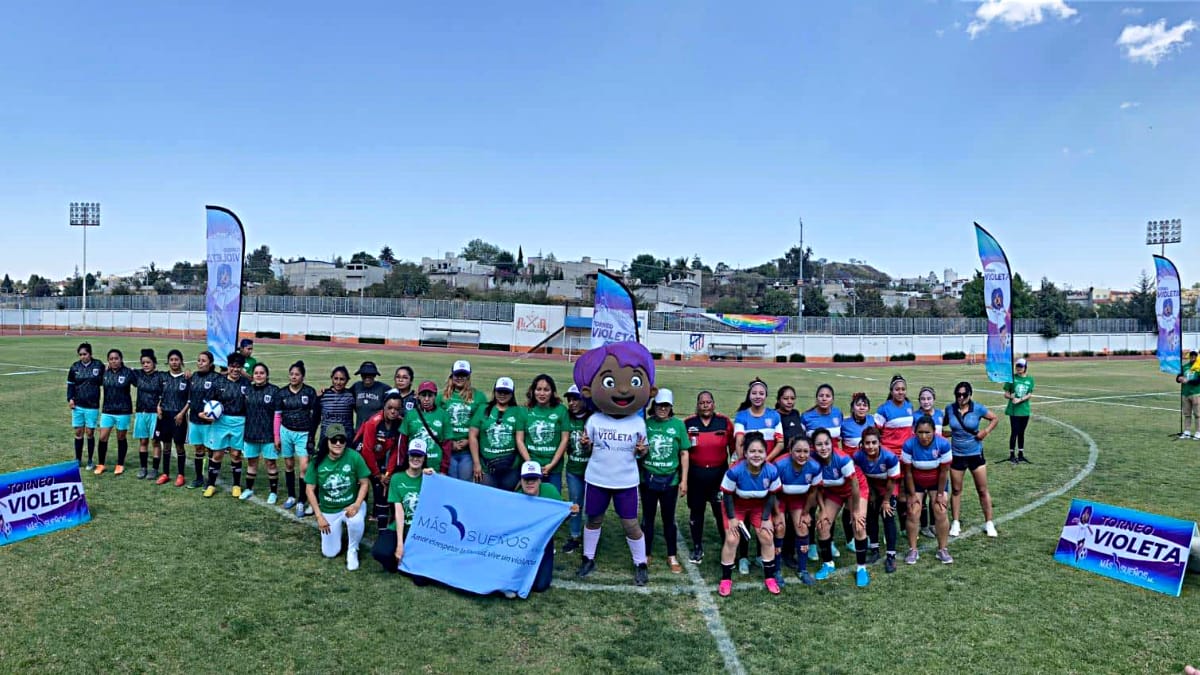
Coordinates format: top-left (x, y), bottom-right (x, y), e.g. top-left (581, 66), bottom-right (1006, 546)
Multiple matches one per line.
top-left (203, 400), bottom-right (224, 421)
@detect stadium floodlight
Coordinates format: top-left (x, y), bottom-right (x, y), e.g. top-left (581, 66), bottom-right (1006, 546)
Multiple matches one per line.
top-left (69, 202), bottom-right (101, 329)
top-left (1146, 218), bottom-right (1182, 256)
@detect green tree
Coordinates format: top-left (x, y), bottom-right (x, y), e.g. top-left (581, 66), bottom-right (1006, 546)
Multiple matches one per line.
top-left (349, 250), bottom-right (379, 266)
top-left (801, 285), bottom-right (828, 317)
top-left (758, 289), bottom-right (797, 316)
top-left (461, 238), bottom-right (503, 263)
top-left (261, 277), bottom-right (293, 296)
top-left (27, 274), bottom-right (52, 297)
top-left (958, 271), bottom-right (1034, 318)
top-left (143, 263), bottom-right (162, 287)
top-left (63, 273), bottom-right (99, 296)
top-left (152, 279), bottom-right (174, 295)
top-left (1034, 278), bottom-right (1078, 331)
top-left (711, 296), bottom-right (753, 313)
top-left (381, 262), bottom-right (431, 297)
top-left (379, 246), bottom-right (397, 266)
top-left (111, 283), bottom-right (133, 296)
top-left (314, 278), bottom-right (346, 296)
top-left (1128, 271), bottom-right (1157, 328)
top-left (0, 274), bottom-right (13, 293)
top-left (851, 288), bottom-right (886, 317)
top-left (493, 251), bottom-right (517, 278)
top-left (244, 246), bottom-right (274, 284)
top-left (516, 246), bottom-right (524, 270)
top-left (630, 254), bottom-right (668, 285)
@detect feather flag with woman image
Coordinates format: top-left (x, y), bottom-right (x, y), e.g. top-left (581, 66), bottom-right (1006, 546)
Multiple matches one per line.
top-left (974, 223), bottom-right (1014, 384)
top-left (206, 206), bottom-right (247, 369)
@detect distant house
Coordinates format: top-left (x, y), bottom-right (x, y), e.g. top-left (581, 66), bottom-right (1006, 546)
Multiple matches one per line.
top-left (279, 260), bottom-right (386, 292)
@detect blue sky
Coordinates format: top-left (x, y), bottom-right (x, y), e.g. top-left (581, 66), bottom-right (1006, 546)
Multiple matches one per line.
top-left (1, 1), bottom-right (1196, 289)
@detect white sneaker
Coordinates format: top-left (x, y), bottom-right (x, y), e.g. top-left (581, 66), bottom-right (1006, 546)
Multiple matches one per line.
top-left (1179, 432), bottom-right (1192, 439)
top-left (949, 520), bottom-right (962, 537)
top-left (346, 549), bottom-right (360, 571)
top-left (304, 504), bottom-right (314, 516)
top-left (985, 521), bottom-right (998, 538)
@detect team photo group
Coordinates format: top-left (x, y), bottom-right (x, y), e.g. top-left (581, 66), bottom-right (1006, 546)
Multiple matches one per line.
top-left (63, 333), bottom-right (1043, 596)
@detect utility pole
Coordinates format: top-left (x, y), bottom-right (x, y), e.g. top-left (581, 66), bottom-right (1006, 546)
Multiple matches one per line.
top-left (797, 217), bottom-right (805, 329)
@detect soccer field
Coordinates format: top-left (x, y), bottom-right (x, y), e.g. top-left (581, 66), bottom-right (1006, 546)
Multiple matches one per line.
top-left (1, 336), bottom-right (1197, 674)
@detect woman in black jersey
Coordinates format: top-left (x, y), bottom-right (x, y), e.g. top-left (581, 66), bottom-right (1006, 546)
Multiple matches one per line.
top-left (393, 366), bottom-right (417, 416)
top-left (240, 362), bottom-right (280, 503)
top-left (67, 342), bottom-right (103, 469)
top-left (315, 366), bottom-right (354, 442)
top-left (183, 351), bottom-right (218, 489)
top-left (276, 361), bottom-right (320, 517)
top-left (132, 349), bottom-right (166, 480)
top-left (154, 349), bottom-right (190, 486)
top-left (95, 349), bottom-right (136, 476)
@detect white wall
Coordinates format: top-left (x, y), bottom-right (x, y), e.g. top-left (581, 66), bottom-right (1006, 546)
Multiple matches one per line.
top-left (2, 308), bottom-right (1193, 359)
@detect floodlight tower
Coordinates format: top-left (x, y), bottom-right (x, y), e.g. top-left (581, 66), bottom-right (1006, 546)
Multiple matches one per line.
top-left (69, 202), bottom-right (101, 329)
top-left (1146, 218), bottom-right (1182, 256)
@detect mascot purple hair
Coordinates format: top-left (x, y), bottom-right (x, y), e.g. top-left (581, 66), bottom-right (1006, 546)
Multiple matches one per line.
top-left (571, 341), bottom-right (656, 586)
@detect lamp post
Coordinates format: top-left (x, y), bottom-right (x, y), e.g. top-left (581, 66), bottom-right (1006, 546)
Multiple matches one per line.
top-left (69, 202), bottom-right (101, 330)
top-left (797, 217), bottom-right (805, 330)
top-left (1146, 219), bottom-right (1182, 256)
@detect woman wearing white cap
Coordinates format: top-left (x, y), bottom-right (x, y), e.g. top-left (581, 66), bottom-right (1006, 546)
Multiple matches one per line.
top-left (469, 377), bottom-right (526, 491)
top-left (441, 360), bottom-right (484, 481)
top-left (1003, 358), bottom-right (1035, 464)
top-left (517, 460), bottom-right (576, 593)
top-left (304, 423), bottom-right (371, 571)
top-left (386, 380), bottom-right (452, 476)
top-left (562, 384), bottom-right (591, 553)
top-left (371, 438), bottom-right (433, 573)
top-left (641, 389), bottom-right (691, 574)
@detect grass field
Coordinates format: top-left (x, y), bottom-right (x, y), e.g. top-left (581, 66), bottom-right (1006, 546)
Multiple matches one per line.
top-left (1, 336), bottom-right (1198, 674)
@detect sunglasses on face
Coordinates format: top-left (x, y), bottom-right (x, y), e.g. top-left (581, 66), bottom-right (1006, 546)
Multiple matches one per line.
top-left (956, 392), bottom-right (969, 398)
top-left (329, 437), bottom-right (347, 445)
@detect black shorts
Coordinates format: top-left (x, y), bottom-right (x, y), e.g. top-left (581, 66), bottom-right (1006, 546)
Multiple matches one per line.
top-left (155, 413), bottom-right (188, 445)
top-left (951, 454), bottom-right (986, 472)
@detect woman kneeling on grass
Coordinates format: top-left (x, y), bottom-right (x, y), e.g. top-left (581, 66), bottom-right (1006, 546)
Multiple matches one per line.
top-left (718, 432), bottom-right (782, 597)
top-left (305, 423), bottom-right (371, 571)
top-left (901, 416), bottom-right (954, 565)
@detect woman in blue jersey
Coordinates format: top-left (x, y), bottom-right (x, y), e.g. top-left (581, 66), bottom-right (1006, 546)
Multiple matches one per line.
top-left (810, 427), bottom-right (871, 587)
top-left (840, 392), bottom-right (877, 452)
top-left (800, 384), bottom-right (843, 452)
top-left (717, 432), bottom-right (781, 597)
top-left (734, 379), bottom-right (782, 461)
top-left (944, 381), bottom-right (999, 539)
top-left (901, 416), bottom-right (954, 564)
top-left (876, 375), bottom-right (915, 454)
top-left (852, 427), bottom-right (901, 573)
top-left (67, 342), bottom-right (103, 469)
top-left (911, 386), bottom-right (944, 536)
top-left (732, 379), bottom-right (781, 574)
top-left (95, 349), bottom-right (136, 476)
top-left (772, 435), bottom-right (823, 585)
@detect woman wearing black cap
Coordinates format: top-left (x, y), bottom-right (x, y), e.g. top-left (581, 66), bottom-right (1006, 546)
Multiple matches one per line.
top-left (305, 423), bottom-right (371, 571)
top-left (351, 361), bottom-right (389, 433)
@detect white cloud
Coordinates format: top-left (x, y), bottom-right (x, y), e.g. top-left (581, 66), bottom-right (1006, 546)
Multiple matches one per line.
top-left (1119, 101), bottom-right (1140, 109)
top-left (936, 28), bottom-right (946, 38)
top-left (1117, 19), bottom-right (1198, 65)
top-left (967, 0), bottom-right (1078, 39)
top-left (1121, 8), bottom-right (1143, 17)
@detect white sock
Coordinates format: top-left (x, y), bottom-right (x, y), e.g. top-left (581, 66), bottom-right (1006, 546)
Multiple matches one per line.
top-left (856, 564), bottom-right (865, 572)
top-left (627, 536), bottom-right (647, 565)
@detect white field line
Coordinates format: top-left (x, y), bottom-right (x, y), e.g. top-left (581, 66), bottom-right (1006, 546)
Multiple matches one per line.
top-left (0, 370), bottom-right (47, 376)
top-left (177, 410), bottom-right (1100, 675)
top-left (975, 388), bottom-right (1177, 413)
top-left (0, 361), bottom-right (68, 371)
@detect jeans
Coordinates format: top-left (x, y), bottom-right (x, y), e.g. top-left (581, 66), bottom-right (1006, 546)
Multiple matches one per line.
top-left (482, 459), bottom-right (520, 492)
top-left (532, 540), bottom-right (554, 593)
top-left (448, 451), bottom-right (474, 481)
top-left (565, 471), bottom-right (586, 538)
top-left (542, 468), bottom-right (562, 494)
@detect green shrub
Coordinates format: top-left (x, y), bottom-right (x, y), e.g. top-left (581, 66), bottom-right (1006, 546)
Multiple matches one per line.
top-left (833, 353), bottom-right (865, 363)
top-left (942, 351), bottom-right (966, 360)
top-left (889, 353), bottom-right (916, 362)
top-left (357, 337), bottom-right (385, 345)
top-left (789, 353), bottom-right (806, 363)
top-left (775, 355), bottom-right (787, 363)
top-left (304, 334), bottom-right (331, 342)
top-left (256, 331), bottom-right (281, 340)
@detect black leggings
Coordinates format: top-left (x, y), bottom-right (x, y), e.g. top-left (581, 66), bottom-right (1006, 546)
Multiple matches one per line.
top-left (865, 496), bottom-right (898, 553)
top-left (641, 483), bottom-right (679, 557)
top-left (1009, 415), bottom-right (1030, 450)
top-left (686, 465), bottom-right (727, 549)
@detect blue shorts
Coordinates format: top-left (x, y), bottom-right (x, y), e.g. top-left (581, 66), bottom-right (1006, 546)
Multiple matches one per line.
top-left (100, 413), bottom-right (132, 431)
top-left (280, 428), bottom-right (310, 458)
top-left (243, 441), bottom-right (278, 460)
top-left (208, 415), bottom-right (245, 451)
top-left (72, 407), bottom-right (100, 429)
top-left (133, 412), bottom-right (158, 439)
top-left (188, 422), bottom-right (211, 447)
